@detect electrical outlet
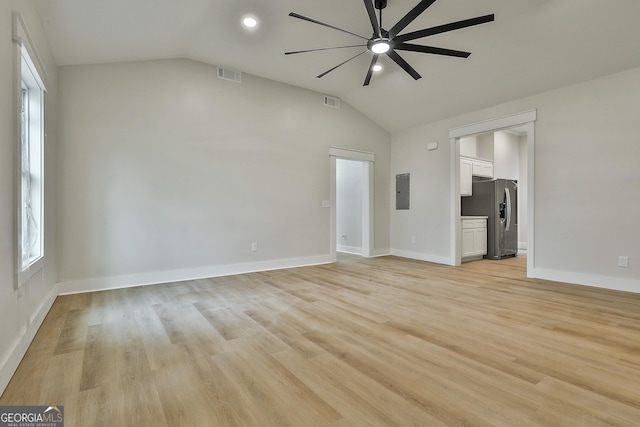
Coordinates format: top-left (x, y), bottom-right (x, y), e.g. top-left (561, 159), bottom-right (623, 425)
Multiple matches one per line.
top-left (251, 242), bottom-right (258, 252)
top-left (411, 236), bottom-right (417, 244)
top-left (618, 256), bottom-right (629, 268)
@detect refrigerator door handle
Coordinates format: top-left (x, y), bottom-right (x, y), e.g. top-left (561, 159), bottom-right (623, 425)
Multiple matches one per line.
top-left (505, 187), bottom-right (512, 232)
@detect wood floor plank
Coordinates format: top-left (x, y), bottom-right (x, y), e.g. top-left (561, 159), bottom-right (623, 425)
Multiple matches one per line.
top-left (53, 308), bottom-right (90, 355)
top-left (152, 353), bottom-right (244, 427)
top-left (2, 255), bottom-right (640, 426)
top-left (152, 301), bottom-right (226, 355)
top-left (244, 307), bottom-right (324, 359)
top-left (274, 348), bottom-right (447, 426)
top-left (231, 340), bottom-right (343, 423)
top-left (533, 376), bottom-right (640, 427)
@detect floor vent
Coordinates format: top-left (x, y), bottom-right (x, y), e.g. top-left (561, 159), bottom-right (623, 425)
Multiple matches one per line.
top-left (217, 67), bottom-right (242, 83)
top-left (323, 95), bottom-right (340, 109)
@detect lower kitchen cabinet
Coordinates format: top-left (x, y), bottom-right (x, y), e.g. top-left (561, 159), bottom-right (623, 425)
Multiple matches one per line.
top-left (461, 217), bottom-right (487, 261)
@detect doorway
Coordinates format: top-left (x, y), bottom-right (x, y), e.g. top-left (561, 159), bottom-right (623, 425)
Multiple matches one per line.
top-left (329, 147), bottom-right (374, 263)
top-left (449, 110), bottom-right (536, 275)
top-left (336, 159), bottom-right (365, 255)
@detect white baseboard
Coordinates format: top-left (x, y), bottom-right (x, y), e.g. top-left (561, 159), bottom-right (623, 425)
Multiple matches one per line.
top-left (0, 285), bottom-right (58, 396)
top-left (337, 245), bottom-right (362, 255)
top-left (390, 249), bottom-right (453, 266)
top-left (57, 255), bottom-right (333, 295)
top-left (371, 248), bottom-right (391, 258)
top-left (530, 267), bottom-right (640, 294)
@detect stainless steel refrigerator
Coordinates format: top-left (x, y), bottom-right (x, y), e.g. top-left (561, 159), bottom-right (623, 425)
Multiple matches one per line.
top-left (461, 179), bottom-right (518, 260)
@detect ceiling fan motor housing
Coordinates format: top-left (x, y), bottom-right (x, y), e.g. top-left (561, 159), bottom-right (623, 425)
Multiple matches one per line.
top-left (375, 0), bottom-right (388, 10)
top-left (368, 38), bottom-right (392, 53)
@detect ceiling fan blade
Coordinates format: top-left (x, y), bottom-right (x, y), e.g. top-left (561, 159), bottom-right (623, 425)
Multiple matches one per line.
top-left (317, 50), bottom-right (368, 78)
top-left (388, 0), bottom-right (437, 39)
top-left (387, 50), bottom-right (422, 80)
top-left (363, 0), bottom-right (382, 38)
top-left (289, 12), bottom-right (369, 41)
top-left (394, 14), bottom-right (495, 43)
top-left (285, 45), bottom-right (367, 55)
top-left (394, 43), bottom-right (471, 58)
top-left (363, 54), bottom-right (379, 86)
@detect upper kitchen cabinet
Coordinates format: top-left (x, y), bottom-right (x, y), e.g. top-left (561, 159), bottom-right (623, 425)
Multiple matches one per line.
top-left (471, 158), bottom-right (493, 178)
top-left (460, 157), bottom-right (473, 196)
top-left (460, 156), bottom-right (493, 196)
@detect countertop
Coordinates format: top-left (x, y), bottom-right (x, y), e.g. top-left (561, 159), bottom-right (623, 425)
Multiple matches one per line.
top-left (461, 216), bottom-right (489, 220)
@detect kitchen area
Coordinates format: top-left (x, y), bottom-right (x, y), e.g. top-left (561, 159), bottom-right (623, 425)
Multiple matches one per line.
top-left (460, 128), bottom-right (528, 262)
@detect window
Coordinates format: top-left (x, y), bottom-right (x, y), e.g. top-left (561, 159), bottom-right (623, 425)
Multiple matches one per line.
top-left (14, 13), bottom-right (46, 286)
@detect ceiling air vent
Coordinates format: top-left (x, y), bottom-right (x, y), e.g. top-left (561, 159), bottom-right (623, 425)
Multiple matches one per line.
top-left (217, 67), bottom-right (242, 83)
top-left (323, 95), bottom-right (340, 109)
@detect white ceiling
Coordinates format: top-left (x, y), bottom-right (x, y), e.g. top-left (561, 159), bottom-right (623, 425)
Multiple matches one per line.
top-left (35, 0), bottom-right (640, 132)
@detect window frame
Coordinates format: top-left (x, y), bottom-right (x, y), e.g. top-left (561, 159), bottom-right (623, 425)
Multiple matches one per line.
top-left (13, 13), bottom-right (47, 288)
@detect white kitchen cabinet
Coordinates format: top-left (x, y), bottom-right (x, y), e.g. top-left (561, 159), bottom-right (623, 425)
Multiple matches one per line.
top-left (460, 157), bottom-right (473, 196)
top-left (461, 217), bottom-right (487, 261)
top-left (471, 159), bottom-right (493, 178)
top-left (461, 157), bottom-right (493, 197)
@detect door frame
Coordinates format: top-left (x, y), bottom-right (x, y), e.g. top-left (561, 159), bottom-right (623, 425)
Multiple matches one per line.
top-left (449, 110), bottom-right (536, 274)
top-left (329, 147), bottom-right (375, 262)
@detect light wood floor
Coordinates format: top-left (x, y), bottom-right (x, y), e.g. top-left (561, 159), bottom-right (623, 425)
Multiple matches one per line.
top-left (2, 255), bottom-right (640, 426)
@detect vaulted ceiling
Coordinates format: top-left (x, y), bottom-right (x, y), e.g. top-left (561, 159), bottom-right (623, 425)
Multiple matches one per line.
top-left (35, 0), bottom-right (640, 132)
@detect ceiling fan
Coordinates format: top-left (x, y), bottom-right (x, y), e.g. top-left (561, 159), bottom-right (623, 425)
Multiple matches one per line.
top-left (285, 0), bottom-right (494, 86)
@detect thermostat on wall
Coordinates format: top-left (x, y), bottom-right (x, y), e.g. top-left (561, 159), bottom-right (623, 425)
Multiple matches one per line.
top-left (427, 141), bottom-right (438, 151)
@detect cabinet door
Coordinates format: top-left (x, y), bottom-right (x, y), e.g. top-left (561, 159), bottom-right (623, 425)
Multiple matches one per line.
top-left (460, 158), bottom-right (473, 196)
top-left (472, 160), bottom-right (494, 178)
top-left (462, 228), bottom-right (475, 257)
top-left (481, 162), bottom-right (493, 179)
top-left (473, 228), bottom-right (487, 255)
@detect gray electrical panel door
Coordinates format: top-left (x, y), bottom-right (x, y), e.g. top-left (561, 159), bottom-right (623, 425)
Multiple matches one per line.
top-left (396, 173), bottom-right (410, 210)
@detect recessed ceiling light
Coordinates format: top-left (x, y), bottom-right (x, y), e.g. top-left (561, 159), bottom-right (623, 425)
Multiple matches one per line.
top-left (242, 16), bottom-right (258, 29)
top-left (372, 64), bottom-right (383, 72)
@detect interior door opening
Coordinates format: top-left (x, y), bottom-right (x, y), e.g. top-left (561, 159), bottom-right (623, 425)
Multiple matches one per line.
top-left (460, 128), bottom-right (527, 258)
top-left (329, 148), bottom-right (374, 263)
top-left (449, 110), bottom-right (536, 276)
top-left (336, 159), bottom-right (366, 256)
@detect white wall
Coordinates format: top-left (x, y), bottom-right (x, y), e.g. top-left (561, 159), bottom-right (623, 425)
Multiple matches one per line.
top-left (460, 133), bottom-right (494, 161)
top-left (476, 133), bottom-right (494, 160)
top-left (518, 135), bottom-right (528, 249)
top-left (0, 1), bottom-right (58, 395)
top-left (56, 59), bottom-right (390, 292)
top-left (336, 159), bottom-right (363, 254)
top-left (459, 136), bottom-right (477, 158)
top-left (494, 131), bottom-right (520, 180)
top-left (391, 65), bottom-right (640, 292)
top-left (390, 130), bottom-right (451, 264)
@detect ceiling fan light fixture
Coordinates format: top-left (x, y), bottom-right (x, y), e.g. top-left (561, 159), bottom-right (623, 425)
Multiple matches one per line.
top-left (286, 1), bottom-right (495, 86)
top-left (371, 40), bottom-right (390, 54)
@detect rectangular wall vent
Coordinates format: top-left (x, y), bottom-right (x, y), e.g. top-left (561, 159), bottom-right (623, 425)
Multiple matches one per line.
top-left (217, 67), bottom-right (242, 83)
top-left (323, 95), bottom-right (340, 109)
